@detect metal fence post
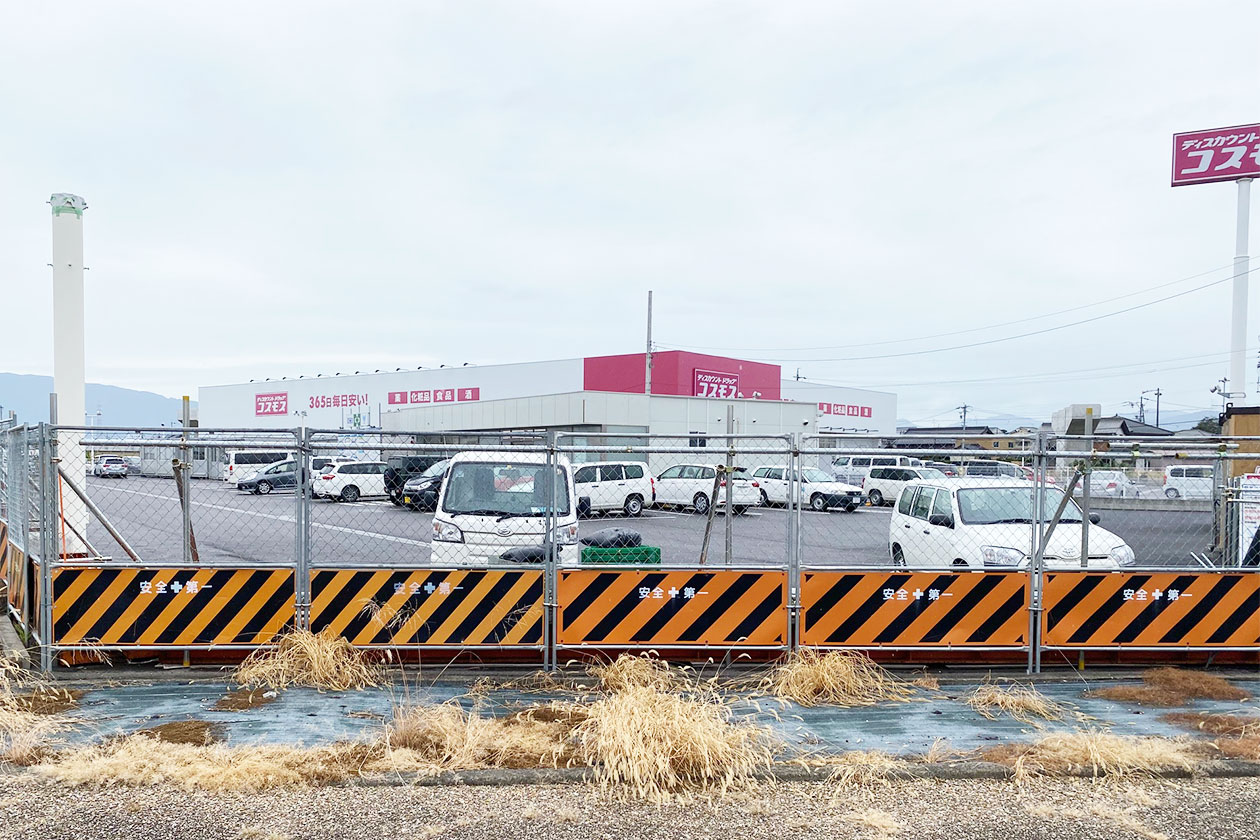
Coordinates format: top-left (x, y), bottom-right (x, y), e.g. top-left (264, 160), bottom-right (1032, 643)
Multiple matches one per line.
top-left (294, 427), bottom-right (311, 631)
top-left (38, 421), bottom-right (57, 674)
top-left (1028, 432), bottom-right (1047, 675)
top-left (180, 402), bottom-right (192, 566)
top-left (543, 432), bottom-right (558, 671)
top-left (788, 433), bottom-right (801, 652)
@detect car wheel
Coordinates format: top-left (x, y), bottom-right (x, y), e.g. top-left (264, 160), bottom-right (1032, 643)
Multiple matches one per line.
top-left (868, 489), bottom-right (884, 506)
top-left (891, 544), bottom-right (906, 567)
top-left (760, 489), bottom-right (770, 507)
top-left (341, 485), bottom-right (361, 503)
top-left (952, 558), bottom-right (969, 568)
top-left (624, 495), bottom-right (644, 517)
top-left (257, 481), bottom-right (272, 495)
top-left (1165, 488), bottom-right (1180, 499)
top-left (693, 493), bottom-right (710, 515)
top-left (809, 493), bottom-right (827, 512)
top-left (389, 492), bottom-right (403, 506)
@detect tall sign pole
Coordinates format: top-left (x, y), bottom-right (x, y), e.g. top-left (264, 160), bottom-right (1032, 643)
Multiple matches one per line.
top-left (49, 193), bottom-right (89, 556)
top-left (1172, 123), bottom-right (1259, 402)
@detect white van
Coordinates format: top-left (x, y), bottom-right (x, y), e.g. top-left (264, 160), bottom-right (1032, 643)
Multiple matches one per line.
top-left (831, 454), bottom-right (923, 486)
top-left (223, 450), bottom-right (292, 485)
top-left (431, 451), bottom-right (579, 566)
top-left (1164, 465), bottom-right (1214, 500)
top-left (574, 461), bottom-right (654, 516)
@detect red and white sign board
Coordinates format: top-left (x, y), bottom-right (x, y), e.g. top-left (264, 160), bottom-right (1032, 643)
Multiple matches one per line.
top-left (387, 387), bottom-right (480, 406)
top-left (1172, 123), bottom-right (1260, 186)
top-left (693, 369), bottom-right (741, 399)
top-left (819, 402), bottom-right (873, 419)
top-left (254, 392), bottom-right (288, 417)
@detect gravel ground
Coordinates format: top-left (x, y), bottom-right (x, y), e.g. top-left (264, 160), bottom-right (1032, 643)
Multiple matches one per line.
top-left (0, 775), bottom-right (1254, 840)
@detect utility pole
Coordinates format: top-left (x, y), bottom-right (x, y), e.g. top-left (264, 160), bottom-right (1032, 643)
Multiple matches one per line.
top-left (1153, 388), bottom-right (1162, 428)
top-left (645, 290), bottom-right (653, 396)
top-left (957, 404), bottom-right (970, 432)
top-left (795, 368), bottom-right (802, 381)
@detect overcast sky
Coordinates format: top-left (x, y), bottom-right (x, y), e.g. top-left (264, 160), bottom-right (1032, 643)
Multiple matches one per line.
top-left (2, 2), bottom-right (1257, 427)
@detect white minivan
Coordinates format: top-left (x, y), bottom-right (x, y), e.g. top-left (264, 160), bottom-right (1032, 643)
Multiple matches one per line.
top-left (1164, 465), bottom-right (1214, 499)
top-left (831, 454), bottom-right (923, 486)
top-left (223, 450), bottom-right (293, 485)
top-left (573, 461), bottom-right (654, 517)
top-left (431, 451), bottom-right (579, 566)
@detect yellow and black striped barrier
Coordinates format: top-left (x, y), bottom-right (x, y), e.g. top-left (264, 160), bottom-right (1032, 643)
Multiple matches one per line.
top-left (800, 570), bottom-right (1029, 648)
top-left (309, 569), bottom-right (543, 647)
top-left (1043, 571), bottom-right (1260, 649)
top-left (53, 566), bottom-right (295, 647)
top-left (558, 569), bottom-right (787, 647)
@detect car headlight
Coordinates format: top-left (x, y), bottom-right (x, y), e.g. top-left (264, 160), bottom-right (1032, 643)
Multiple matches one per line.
top-left (1109, 544), bottom-right (1135, 566)
top-left (980, 546), bottom-right (1025, 567)
top-left (432, 520), bottom-right (463, 543)
top-left (552, 523), bottom-right (579, 545)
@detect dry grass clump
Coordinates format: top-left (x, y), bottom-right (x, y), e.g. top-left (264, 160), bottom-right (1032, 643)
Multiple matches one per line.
top-left (816, 751), bottom-right (907, 799)
top-left (136, 720), bottom-right (224, 745)
top-left (36, 735), bottom-right (382, 792)
top-left (237, 827), bottom-right (290, 840)
top-left (0, 661), bottom-right (75, 765)
top-left (587, 654), bottom-right (683, 693)
top-left (234, 629), bottom-right (382, 692)
top-left (910, 675), bottom-right (940, 691)
top-left (1161, 711), bottom-right (1260, 737)
top-left (841, 807), bottom-right (902, 835)
top-left (965, 682), bottom-right (1063, 724)
top-left (763, 649), bottom-right (914, 707)
top-left (383, 701), bottom-right (578, 770)
top-left (1085, 668), bottom-right (1250, 707)
top-left (982, 730), bottom-right (1199, 782)
top-left (572, 683), bottom-right (775, 802)
top-left (213, 688), bottom-right (278, 711)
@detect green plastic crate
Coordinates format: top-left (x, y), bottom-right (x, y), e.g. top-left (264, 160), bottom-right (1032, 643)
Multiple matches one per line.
top-left (580, 546), bottom-right (662, 565)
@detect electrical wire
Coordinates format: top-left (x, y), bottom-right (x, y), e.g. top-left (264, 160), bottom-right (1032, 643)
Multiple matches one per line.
top-left (799, 346), bottom-right (1256, 390)
top-left (720, 269), bottom-right (1255, 362)
top-left (659, 262), bottom-right (1239, 354)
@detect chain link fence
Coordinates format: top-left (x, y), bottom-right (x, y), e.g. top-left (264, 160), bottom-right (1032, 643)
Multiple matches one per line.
top-left (1, 423), bottom-right (1256, 670)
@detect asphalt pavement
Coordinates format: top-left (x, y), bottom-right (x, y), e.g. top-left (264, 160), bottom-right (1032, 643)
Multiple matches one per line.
top-left (81, 476), bottom-right (1217, 568)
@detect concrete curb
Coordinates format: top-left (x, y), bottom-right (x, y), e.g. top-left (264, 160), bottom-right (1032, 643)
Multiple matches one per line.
top-left (3, 759), bottom-right (1257, 787)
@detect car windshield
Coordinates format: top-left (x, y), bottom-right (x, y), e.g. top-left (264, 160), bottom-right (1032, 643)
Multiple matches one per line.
top-left (419, 459), bottom-right (449, 478)
top-left (918, 468), bottom-right (947, 479)
top-left (800, 468), bottom-right (832, 483)
top-left (957, 487), bottom-right (1082, 525)
top-left (442, 462), bottom-right (571, 517)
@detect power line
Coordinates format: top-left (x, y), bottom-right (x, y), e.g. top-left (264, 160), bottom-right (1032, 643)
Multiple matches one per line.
top-left (660, 262), bottom-right (1238, 354)
top-left (802, 346), bottom-right (1256, 390)
top-left (745, 271), bottom-right (1252, 363)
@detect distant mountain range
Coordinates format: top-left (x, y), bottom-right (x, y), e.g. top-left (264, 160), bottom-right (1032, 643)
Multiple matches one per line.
top-left (0, 373), bottom-right (192, 427)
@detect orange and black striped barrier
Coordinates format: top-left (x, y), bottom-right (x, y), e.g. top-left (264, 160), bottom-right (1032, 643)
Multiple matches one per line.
top-left (557, 569), bottom-right (787, 647)
top-left (53, 566), bottom-right (295, 647)
top-left (309, 569), bottom-right (543, 647)
top-left (800, 571), bottom-right (1029, 648)
top-left (1042, 571), bottom-right (1260, 649)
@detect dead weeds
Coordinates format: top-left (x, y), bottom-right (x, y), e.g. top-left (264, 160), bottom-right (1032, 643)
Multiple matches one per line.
top-left (981, 730), bottom-right (1200, 782)
top-left (573, 683), bottom-right (776, 803)
top-left (213, 688), bottom-right (278, 712)
top-left (135, 720), bottom-right (224, 746)
top-left (763, 649), bottom-right (914, 707)
top-left (965, 681), bottom-right (1063, 724)
top-left (1085, 668), bottom-right (1250, 707)
top-left (234, 629), bottom-right (382, 692)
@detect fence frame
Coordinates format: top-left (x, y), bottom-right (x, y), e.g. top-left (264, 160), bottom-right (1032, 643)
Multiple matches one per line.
top-left (0, 424), bottom-right (1254, 672)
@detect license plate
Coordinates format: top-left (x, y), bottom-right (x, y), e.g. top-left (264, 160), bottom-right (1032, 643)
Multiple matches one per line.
top-left (403, 496), bottom-right (411, 504)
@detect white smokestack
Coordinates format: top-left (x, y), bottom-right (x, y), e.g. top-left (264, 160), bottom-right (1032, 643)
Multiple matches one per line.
top-left (50, 193), bottom-right (89, 556)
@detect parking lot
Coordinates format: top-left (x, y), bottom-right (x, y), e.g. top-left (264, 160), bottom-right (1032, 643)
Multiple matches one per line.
top-left (80, 476), bottom-right (1216, 568)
